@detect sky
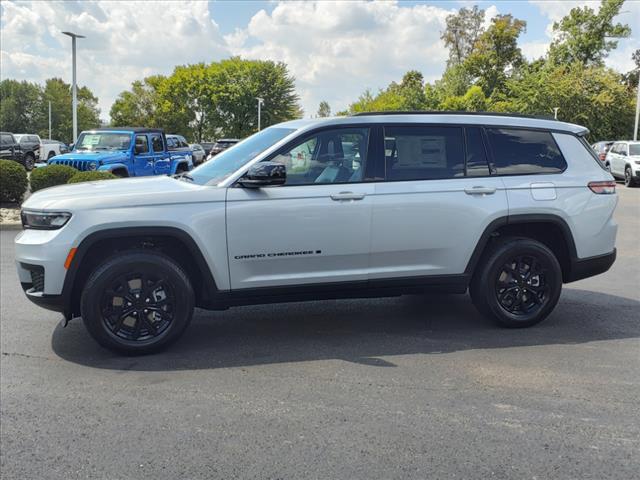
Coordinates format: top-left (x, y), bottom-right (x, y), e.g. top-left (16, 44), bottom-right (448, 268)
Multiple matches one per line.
top-left (1, 0), bottom-right (638, 122)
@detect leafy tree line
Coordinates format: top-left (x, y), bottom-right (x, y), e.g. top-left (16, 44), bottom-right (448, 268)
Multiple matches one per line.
top-left (110, 57), bottom-right (302, 141)
top-left (0, 78), bottom-right (101, 144)
top-left (337, 0), bottom-right (638, 142)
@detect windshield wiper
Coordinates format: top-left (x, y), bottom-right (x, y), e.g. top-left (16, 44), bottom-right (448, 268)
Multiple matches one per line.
top-left (175, 172), bottom-right (194, 182)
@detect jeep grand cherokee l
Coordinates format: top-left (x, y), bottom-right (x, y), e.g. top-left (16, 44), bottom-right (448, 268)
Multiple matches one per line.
top-left (16, 113), bottom-right (617, 354)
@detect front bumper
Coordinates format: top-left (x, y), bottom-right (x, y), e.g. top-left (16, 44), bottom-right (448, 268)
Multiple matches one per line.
top-left (20, 282), bottom-right (65, 313)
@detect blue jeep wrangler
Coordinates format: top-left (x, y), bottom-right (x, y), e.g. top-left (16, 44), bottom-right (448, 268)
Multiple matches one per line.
top-left (47, 127), bottom-right (193, 177)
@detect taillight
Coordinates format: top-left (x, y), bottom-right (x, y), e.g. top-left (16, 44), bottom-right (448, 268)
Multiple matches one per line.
top-left (588, 181), bottom-right (616, 194)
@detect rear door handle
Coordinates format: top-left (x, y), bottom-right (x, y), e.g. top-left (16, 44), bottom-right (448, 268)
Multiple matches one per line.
top-left (464, 186), bottom-right (496, 195)
top-left (330, 191), bottom-right (366, 201)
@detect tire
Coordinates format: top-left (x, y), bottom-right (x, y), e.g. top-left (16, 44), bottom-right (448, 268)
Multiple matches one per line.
top-left (80, 250), bottom-right (195, 354)
top-left (470, 237), bottom-right (562, 328)
top-left (624, 166), bottom-right (637, 187)
top-left (23, 153), bottom-right (35, 171)
top-left (112, 169), bottom-right (128, 178)
top-left (47, 151), bottom-right (55, 160)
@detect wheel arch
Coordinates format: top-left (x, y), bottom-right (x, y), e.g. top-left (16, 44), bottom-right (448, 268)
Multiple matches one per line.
top-left (465, 214), bottom-right (578, 283)
top-left (62, 226), bottom-right (218, 319)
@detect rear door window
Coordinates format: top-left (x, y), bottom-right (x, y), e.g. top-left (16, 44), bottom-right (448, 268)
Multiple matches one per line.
top-left (384, 126), bottom-right (464, 181)
top-left (151, 134), bottom-right (164, 153)
top-left (485, 128), bottom-right (566, 175)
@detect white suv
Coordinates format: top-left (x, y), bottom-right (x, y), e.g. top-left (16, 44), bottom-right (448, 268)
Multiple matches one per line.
top-left (15, 113), bottom-right (618, 354)
top-left (604, 140), bottom-right (640, 187)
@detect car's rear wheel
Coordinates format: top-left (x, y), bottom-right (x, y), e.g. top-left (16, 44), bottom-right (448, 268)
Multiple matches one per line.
top-left (47, 151), bottom-right (55, 160)
top-left (80, 251), bottom-right (194, 354)
top-left (470, 237), bottom-right (562, 328)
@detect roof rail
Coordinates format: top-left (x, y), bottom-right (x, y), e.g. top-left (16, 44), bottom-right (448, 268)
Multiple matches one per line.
top-left (352, 110), bottom-right (556, 121)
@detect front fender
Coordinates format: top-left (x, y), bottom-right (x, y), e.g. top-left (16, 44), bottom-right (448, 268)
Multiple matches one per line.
top-left (98, 163), bottom-right (129, 175)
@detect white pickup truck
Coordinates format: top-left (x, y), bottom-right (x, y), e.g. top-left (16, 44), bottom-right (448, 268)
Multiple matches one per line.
top-left (40, 139), bottom-right (69, 161)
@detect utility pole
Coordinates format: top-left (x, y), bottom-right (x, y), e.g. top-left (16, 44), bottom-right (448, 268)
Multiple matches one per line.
top-left (62, 31), bottom-right (85, 143)
top-left (634, 70), bottom-right (640, 141)
top-left (48, 101), bottom-right (52, 140)
top-left (553, 107), bottom-right (559, 120)
top-left (256, 97), bottom-right (264, 131)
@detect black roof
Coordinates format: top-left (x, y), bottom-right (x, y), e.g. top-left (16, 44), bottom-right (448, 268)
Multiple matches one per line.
top-left (353, 111), bottom-right (555, 121)
top-left (88, 127), bottom-right (165, 134)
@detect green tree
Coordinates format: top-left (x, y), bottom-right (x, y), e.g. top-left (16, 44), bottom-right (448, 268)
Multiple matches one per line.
top-left (464, 14), bottom-right (527, 98)
top-left (41, 78), bottom-right (101, 144)
top-left (110, 75), bottom-right (165, 128)
top-left (317, 101), bottom-right (331, 117)
top-left (441, 6), bottom-right (485, 66)
top-left (0, 80), bottom-right (43, 134)
top-left (549, 0), bottom-right (630, 66)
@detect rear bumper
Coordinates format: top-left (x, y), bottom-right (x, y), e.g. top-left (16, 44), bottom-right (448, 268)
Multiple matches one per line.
top-left (566, 249), bottom-right (616, 283)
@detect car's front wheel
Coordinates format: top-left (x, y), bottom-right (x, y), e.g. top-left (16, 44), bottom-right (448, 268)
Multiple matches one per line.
top-left (23, 153), bottom-right (35, 171)
top-left (624, 166), bottom-right (637, 187)
top-left (80, 251), bottom-right (195, 354)
top-left (470, 237), bottom-right (562, 328)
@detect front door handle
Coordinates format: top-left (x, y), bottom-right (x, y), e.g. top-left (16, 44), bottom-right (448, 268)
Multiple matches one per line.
top-left (330, 191), bottom-right (366, 201)
top-left (464, 186), bottom-right (496, 195)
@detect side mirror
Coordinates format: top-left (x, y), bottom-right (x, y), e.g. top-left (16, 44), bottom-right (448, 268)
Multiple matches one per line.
top-left (238, 162), bottom-right (286, 188)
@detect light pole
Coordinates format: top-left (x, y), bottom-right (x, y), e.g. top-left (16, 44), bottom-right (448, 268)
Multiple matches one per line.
top-left (256, 97), bottom-right (264, 131)
top-left (553, 107), bottom-right (559, 120)
top-left (62, 31), bottom-right (85, 143)
top-left (48, 101), bottom-right (51, 140)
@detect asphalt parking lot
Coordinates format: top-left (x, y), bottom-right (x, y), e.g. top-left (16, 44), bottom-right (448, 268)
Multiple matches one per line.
top-left (1, 187), bottom-right (638, 480)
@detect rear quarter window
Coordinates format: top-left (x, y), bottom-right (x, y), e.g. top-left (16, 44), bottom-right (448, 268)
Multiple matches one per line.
top-left (485, 128), bottom-right (566, 175)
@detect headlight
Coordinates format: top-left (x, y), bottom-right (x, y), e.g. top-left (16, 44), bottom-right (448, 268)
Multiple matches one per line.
top-left (88, 161), bottom-right (98, 171)
top-left (21, 210), bottom-right (72, 230)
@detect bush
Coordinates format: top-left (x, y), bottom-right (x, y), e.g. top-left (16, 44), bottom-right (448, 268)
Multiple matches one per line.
top-left (0, 160), bottom-right (29, 204)
top-left (30, 165), bottom-right (78, 192)
top-left (67, 171), bottom-right (118, 184)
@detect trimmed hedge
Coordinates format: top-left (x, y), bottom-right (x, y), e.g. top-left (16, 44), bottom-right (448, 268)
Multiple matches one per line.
top-left (30, 165), bottom-right (78, 192)
top-left (0, 160), bottom-right (29, 204)
top-left (68, 171), bottom-right (118, 184)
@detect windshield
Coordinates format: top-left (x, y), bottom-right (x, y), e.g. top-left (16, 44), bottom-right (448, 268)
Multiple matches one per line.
top-left (75, 132), bottom-right (132, 151)
top-left (630, 144), bottom-right (640, 156)
top-left (188, 127), bottom-right (296, 185)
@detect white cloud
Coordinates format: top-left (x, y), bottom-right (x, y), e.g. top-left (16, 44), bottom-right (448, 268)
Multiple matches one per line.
top-left (228, 1), bottom-right (465, 115)
top-left (1, 1), bottom-right (227, 120)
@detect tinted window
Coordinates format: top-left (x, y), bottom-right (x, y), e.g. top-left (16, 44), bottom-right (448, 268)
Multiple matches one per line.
top-left (135, 135), bottom-right (149, 154)
top-left (465, 127), bottom-right (490, 176)
top-left (384, 126), bottom-right (464, 181)
top-left (486, 128), bottom-right (566, 175)
top-left (151, 134), bottom-right (164, 152)
top-left (630, 144), bottom-right (640, 156)
top-left (270, 128), bottom-right (369, 185)
top-left (1, 134), bottom-right (13, 146)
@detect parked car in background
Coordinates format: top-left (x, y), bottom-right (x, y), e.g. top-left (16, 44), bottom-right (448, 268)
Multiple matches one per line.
top-left (13, 134), bottom-right (40, 170)
top-left (1, 131), bottom-right (25, 167)
top-left (16, 113), bottom-right (618, 354)
top-left (40, 139), bottom-right (69, 160)
top-left (200, 141), bottom-right (216, 156)
top-left (189, 143), bottom-right (206, 165)
top-left (605, 140), bottom-right (640, 187)
top-left (206, 138), bottom-right (239, 161)
top-left (47, 127), bottom-right (193, 177)
top-left (591, 141), bottom-right (614, 162)
top-left (166, 134), bottom-right (190, 151)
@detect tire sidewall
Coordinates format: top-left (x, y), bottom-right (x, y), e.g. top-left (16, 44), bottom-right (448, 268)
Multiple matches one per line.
top-left (24, 153), bottom-right (34, 171)
top-left (482, 240), bottom-right (562, 328)
top-left (81, 252), bottom-right (194, 354)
